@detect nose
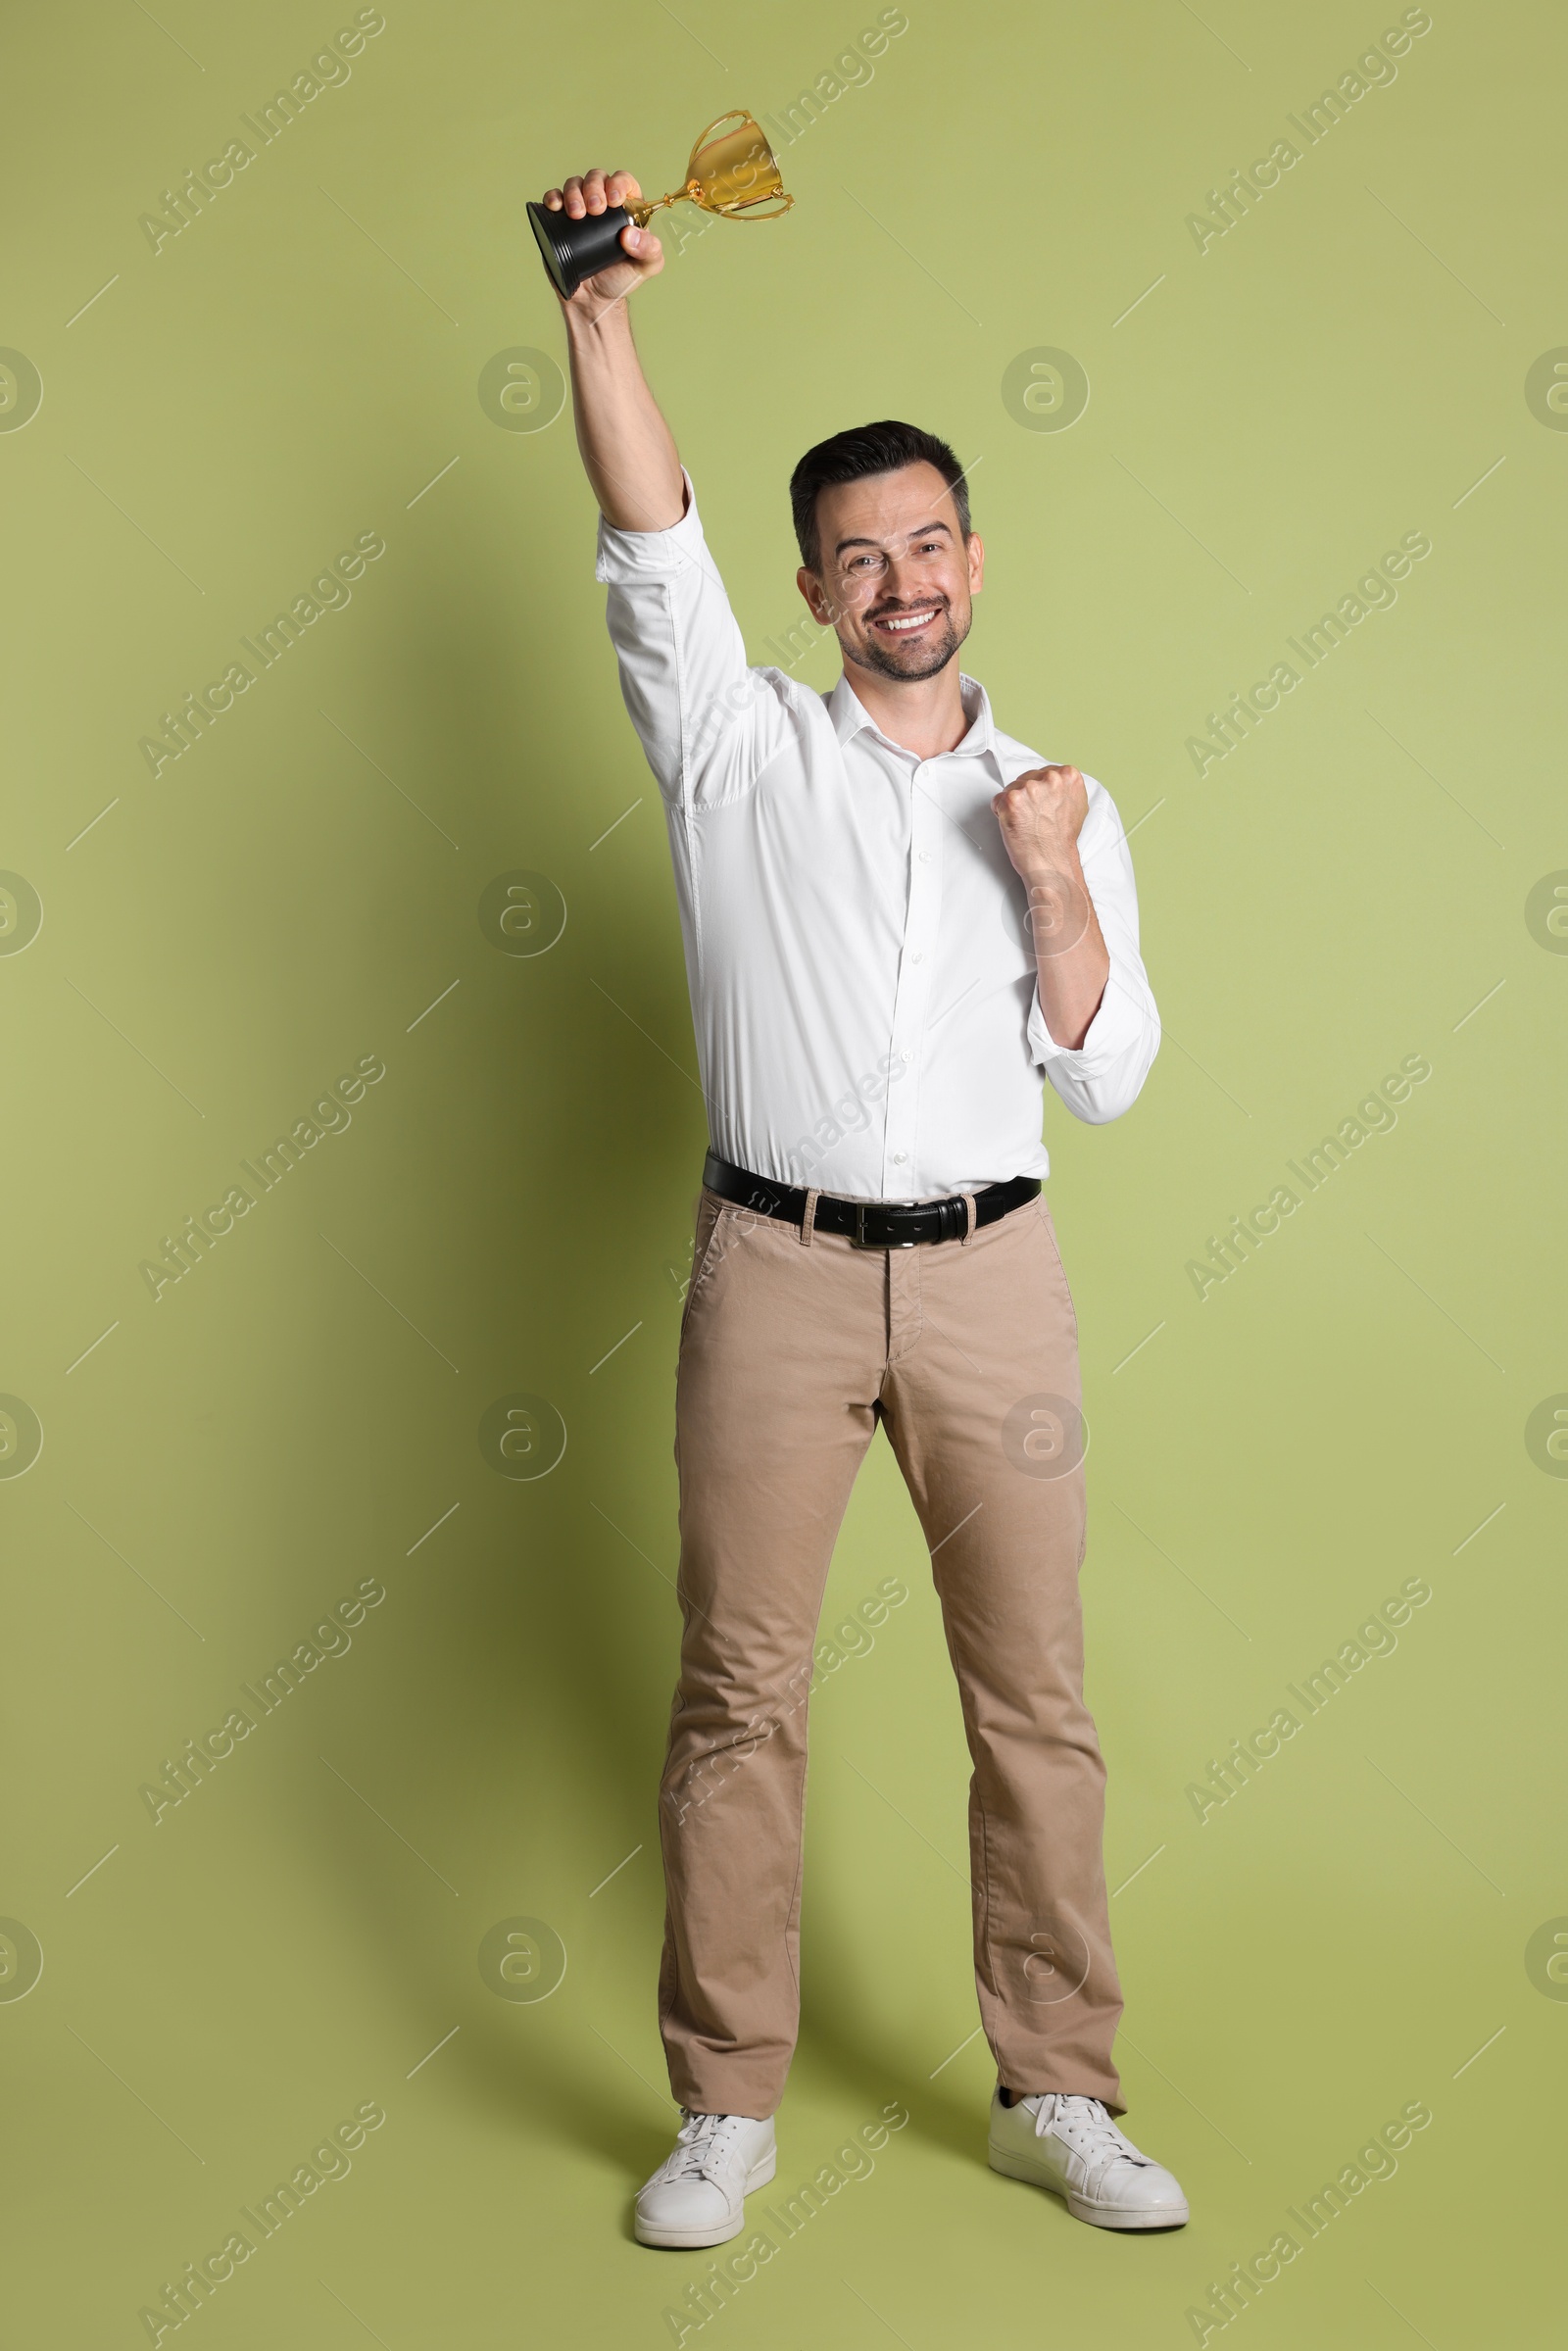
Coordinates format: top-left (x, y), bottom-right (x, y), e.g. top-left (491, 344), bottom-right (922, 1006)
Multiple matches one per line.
top-left (874, 562), bottom-right (942, 615)
top-left (881, 551), bottom-right (926, 602)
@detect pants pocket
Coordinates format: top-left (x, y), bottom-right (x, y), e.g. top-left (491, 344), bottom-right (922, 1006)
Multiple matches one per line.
top-left (679, 1190), bottom-right (729, 1343)
top-left (1033, 1198), bottom-right (1079, 1344)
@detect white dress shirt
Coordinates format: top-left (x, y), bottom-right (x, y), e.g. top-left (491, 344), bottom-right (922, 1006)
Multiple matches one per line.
top-left (594, 469), bottom-right (1160, 1200)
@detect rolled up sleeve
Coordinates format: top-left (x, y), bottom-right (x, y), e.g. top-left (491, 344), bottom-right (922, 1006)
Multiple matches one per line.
top-left (1027, 781), bottom-right (1161, 1124)
top-left (594, 466), bottom-right (796, 807)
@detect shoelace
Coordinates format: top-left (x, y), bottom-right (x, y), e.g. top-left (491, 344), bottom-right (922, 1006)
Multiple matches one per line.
top-left (1034, 2094), bottom-right (1150, 2169)
top-left (667, 2110), bottom-right (748, 2182)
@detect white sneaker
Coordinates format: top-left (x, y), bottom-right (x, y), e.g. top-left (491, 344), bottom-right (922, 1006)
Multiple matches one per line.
top-left (634, 2108), bottom-right (777, 2248)
top-left (988, 2088), bottom-right (1189, 2229)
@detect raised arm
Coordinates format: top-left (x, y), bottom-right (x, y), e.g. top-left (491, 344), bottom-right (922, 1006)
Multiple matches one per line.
top-left (539, 168), bottom-right (684, 531)
top-left (541, 168), bottom-right (799, 808)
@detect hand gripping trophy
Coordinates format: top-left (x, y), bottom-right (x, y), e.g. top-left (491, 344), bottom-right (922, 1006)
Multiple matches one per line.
top-left (527, 109), bottom-right (793, 297)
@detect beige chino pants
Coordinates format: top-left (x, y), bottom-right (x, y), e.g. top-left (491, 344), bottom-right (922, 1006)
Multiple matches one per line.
top-left (658, 1185), bottom-right (1124, 2120)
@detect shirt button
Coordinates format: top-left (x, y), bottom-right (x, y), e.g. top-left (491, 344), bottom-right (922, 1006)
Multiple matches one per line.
top-left (918, 852), bottom-right (932, 863)
top-left (900, 1050), bottom-right (913, 1062)
top-left (893, 1151), bottom-right (906, 1164)
top-left (911, 953), bottom-right (924, 964)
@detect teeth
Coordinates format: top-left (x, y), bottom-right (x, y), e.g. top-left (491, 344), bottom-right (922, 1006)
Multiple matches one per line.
top-left (879, 611), bottom-right (937, 630)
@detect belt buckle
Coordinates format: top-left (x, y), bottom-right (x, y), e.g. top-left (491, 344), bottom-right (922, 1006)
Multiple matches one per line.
top-left (851, 1200), bottom-right (917, 1249)
top-left (851, 1201), bottom-right (903, 1249)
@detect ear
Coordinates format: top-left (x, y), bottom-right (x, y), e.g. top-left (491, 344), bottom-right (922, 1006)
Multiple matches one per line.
top-left (966, 531), bottom-right (985, 596)
top-left (798, 564), bottom-right (835, 623)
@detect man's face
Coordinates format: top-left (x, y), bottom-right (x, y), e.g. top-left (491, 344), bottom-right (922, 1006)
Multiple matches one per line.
top-left (798, 461), bottom-right (984, 684)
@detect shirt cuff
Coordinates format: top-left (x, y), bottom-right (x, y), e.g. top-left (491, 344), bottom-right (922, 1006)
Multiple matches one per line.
top-left (1028, 967), bottom-right (1152, 1078)
top-left (593, 465), bottom-right (703, 583)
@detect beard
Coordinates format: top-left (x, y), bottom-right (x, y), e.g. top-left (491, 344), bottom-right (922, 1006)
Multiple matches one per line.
top-left (845, 599), bottom-right (969, 682)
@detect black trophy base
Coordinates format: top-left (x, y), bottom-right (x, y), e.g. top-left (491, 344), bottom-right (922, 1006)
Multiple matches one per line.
top-left (527, 199), bottom-right (634, 299)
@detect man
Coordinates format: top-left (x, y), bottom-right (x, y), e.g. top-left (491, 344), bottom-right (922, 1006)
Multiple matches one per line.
top-left (539, 166), bottom-right (1188, 2244)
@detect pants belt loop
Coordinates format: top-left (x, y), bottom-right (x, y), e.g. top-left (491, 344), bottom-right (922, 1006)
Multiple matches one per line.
top-left (800, 1187), bottom-right (820, 1247)
top-left (960, 1191), bottom-right (978, 1247)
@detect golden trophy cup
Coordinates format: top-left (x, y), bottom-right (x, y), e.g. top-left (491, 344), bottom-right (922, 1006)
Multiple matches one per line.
top-left (529, 110), bottom-right (793, 297)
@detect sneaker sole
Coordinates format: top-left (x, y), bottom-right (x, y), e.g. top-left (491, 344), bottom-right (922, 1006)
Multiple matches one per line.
top-left (988, 2144), bottom-right (1189, 2230)
top-left (634, 2149), bottom-right (778, 2249)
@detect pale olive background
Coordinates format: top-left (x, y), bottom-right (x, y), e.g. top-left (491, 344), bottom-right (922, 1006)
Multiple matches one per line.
top-left (3, 1), bottom-right (1565, 2344)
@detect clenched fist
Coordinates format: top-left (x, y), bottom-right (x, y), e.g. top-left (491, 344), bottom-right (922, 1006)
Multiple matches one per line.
top-left (539, 169), bottom-right (664, 318)
top-left (994, 765), bottom-right (1095, 964)
top-left (992, 763), bottom-right (1089, 884)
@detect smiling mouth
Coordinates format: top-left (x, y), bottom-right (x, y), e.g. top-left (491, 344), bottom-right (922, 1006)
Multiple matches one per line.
top-left (870, 606), bottom-right (943, 635)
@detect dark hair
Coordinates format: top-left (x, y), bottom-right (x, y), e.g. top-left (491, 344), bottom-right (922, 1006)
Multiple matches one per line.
top-left (789, 419), bottom-right (971, 574)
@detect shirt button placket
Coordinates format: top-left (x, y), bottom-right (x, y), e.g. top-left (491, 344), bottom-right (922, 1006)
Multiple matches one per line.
top-left (884, 764), bottom-right (937, 1197)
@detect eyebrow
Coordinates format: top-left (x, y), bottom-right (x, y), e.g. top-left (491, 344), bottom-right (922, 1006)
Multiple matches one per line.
top-left (832, 519), bottom-right (954, 557)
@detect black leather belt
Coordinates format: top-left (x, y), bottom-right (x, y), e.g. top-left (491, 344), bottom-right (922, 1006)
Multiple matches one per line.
top-left (702, 1150), bottom-right (1040, 1249)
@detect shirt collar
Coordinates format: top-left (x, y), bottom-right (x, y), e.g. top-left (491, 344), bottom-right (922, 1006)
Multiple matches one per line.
top-left (827, 669), bottom-right (1000, 769)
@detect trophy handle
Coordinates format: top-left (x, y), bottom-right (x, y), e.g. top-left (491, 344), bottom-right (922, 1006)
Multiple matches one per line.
top-left (689, 107), bottom-right (756, 154)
